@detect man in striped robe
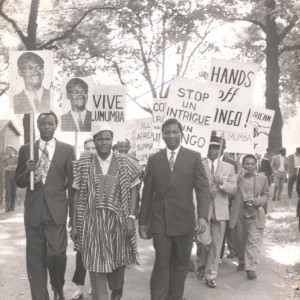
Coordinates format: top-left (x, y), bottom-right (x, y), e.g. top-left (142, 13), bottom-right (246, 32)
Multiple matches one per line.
top-left (71, 122), bottom-right (142, 300)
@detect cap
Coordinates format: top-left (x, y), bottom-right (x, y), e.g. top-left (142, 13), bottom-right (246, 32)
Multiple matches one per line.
top-left (209, 135), bottom-right (226, 147)
top-left (92, 121), bottom-right (113, 137)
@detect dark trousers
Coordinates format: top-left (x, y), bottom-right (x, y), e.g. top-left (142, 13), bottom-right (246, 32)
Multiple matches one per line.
top-left (5, 171), bottom-right (16, 211)
top-left (72, 251), bottom-right (87, 286)
top-left (288, 171), bottom-right (297, 197)
top-left (107, 266), bottom-right (125, 291)
top-left (151, 232), bottom-right (194, 300)
top-left (25, 203), bottom-right (68, 300)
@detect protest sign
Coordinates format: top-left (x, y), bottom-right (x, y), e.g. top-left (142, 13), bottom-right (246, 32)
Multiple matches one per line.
top-left (152, 98), bottom-right (167, 149)
top-left (135, 117), bottom-right (157, 165)
top-left (211, 103), bottom-right (253, 134)
top-left (220, 130), bottom-right (253, 154)
top-left (208, 58), bottom-right (259, 106)
top-left (92, 85), bottom-right (126, 142)
top-left (61, 77), bottom-right (93, 132)
top-left (252, 107), bottom-right (275, 155)
top-left (10, 51), bottom-right (54, 114)
top-left (166, 76), bottom-right (218, 156)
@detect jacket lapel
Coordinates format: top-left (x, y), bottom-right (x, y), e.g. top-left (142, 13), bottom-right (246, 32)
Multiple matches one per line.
top-left (203, 159), bottom-right (213, 184)
top-left (45, 139), bottom-right (60, 185)
top-left (157, 149), bottom-right (171, 180)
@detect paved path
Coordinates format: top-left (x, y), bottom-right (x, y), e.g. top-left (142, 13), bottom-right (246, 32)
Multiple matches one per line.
top-left (0, 197), bottom-right (299, 299)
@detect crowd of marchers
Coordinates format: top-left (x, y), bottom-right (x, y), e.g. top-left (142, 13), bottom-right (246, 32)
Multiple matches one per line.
top-left (3, 111), bottom-right (300, 300)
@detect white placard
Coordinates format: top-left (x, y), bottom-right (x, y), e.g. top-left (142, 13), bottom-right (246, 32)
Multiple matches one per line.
top-left (61, 77), bottom-right (94, 132)
top-left (252, 107), bottom-right (275, 155)
top-left (10, 51), bottom-right (54, 114)
top-left (135, 117), bottom-right (157, 165)
top-left (166, 76), bottom-right (218, 156)
top-left (208, 58), bottom-right (259, 106)
top-left (92, 85), bottom-right (126, 142)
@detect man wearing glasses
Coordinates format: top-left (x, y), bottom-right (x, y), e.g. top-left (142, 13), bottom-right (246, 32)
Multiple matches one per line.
top-left (61, 78), bottom-right (92, 132)
top-left (13, 52), bottom-right (50, 114)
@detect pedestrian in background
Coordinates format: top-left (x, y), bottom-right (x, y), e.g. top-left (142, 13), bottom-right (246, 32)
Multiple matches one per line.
top-left (271, 148), bottom-right (289, 201)
top-left (196, 136), bottom-right (236, 288)
top-left (3, 145), bottom-right (18, 212)
top-left (230, 154), bottom-right (269, 280)
top-left (288, 147), bottom-right (300, 199)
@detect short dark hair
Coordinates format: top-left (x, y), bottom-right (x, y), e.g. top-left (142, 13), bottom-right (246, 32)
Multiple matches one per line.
top-left (37, 111), bottom-right (58, 126)
top-left (93, 130), bottom-right (114, 140)
top-left (66, 78), bottom-right (88, 92)
top-left (117, 139), bottom-right (130, 147)
top-left (17, 52), bottom-right (44, 68)
top-left (242, 154), bottom-right (257, 164)
top-left (84, 138), bottom-right (94, 147)
top-left (161, 118), bottom-right (183, 133)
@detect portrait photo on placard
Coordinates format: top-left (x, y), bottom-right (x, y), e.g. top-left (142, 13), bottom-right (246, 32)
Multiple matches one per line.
top-left (10, 51), bottom-right (54, 114)
top-left (61, 77), bottom-right (93, 132)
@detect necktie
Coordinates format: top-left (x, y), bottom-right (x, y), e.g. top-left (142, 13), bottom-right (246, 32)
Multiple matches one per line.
top-left (169, 151), bottom-right (175, 171)
top-left (34, 93), bottom-right (39, 111)
top-left (35, 143), bottom-right (50, 183)
top-left (211, 161), bottom-right (215, 177)
top-left (78, 114), bottom-right (83, 131)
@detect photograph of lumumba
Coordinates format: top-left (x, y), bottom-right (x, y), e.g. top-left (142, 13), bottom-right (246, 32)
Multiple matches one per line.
top-left (10, 51), bottom-right (53, 114)
top-left (61, 77), bottom-right (93, 132)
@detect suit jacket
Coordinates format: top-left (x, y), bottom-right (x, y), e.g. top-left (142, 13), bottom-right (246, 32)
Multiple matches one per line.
top-left (15, 139), bottom-right (75, 228)
top-left (61, 110), bottom-right (92, 132)
top-left (229, 173), bottom-right (269, 229)
top-left (223, 154), bottom-right (239, 174)
top-left (271, 154), bottom-right (289, 173)
top-left (13, 88), bottom-right (50, 114)
top-left (203, 159), bottom-right (236, 221)
top-left (287, 154), bottom-right (300, 176)
top-left (139, 147), bottom-right (210, 236)
top-left (260, 158), bottom-right (272, 174)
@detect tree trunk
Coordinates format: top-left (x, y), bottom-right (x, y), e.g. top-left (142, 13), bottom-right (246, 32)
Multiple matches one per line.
top-left (265, 5), bottom-right (282, 157)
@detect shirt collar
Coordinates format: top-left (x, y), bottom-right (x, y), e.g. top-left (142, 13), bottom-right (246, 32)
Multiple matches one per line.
top-left (39, 138), bottom-right (55, 149)
top-left (71, 109), bottom-right (87, 120)
top-left (97, 150), bottom-right (113, 163)
top-left (166, 145), bottom-right (181, 157)
top-left (24, 86), bottom-right (44, 98)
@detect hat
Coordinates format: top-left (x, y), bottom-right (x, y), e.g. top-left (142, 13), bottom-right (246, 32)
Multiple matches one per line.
top-left (209, 135), bottom-right (226, 147)
top-left (92, 122), bottom-right (113, 137)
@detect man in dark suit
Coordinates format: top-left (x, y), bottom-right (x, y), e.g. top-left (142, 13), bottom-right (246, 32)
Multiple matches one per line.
top-left (13, 52), bottom-right (50, 114)
top-left (288, 147), bottom-right (300, 198)
top-left (61, 78), bottom-right (92, 132)
top-left (139, 118), bottom-right (210, 300)
top-left (15, 111), bottom-right (75, 300)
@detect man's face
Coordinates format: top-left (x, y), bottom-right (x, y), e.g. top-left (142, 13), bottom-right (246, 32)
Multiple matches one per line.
top-left (117, 141), bottom-right (130, 154)
top-left (37, 115), bottom-right (57, 141)
top-left (207, 144), bottom-right (221, 161)
top-left (84, 141), bottom-right (96, 154)
top-left (162, 123), bottom-right (182, 150)
top-left (67, 83), bottom-right (88, 112)
top-left (243, 158), bottom-right (256, 174)
top-left (280, 150), bottom-right (286, 156)
top-left (6, 148), bottom-right (13, 157)
top-left (18, 58), bottom-right (44, 91)
top-left (94, 131), bottom-right (113, 157)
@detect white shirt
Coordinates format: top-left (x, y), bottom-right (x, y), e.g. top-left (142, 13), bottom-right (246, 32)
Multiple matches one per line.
top-left (207, 158), bottom-right (218, 176)
top-left (71, 109), bottom-right (87, 131)
top-left (294, 154), bottom-right (300, 168)
top-left (166, 146), bottom-right (181, 166)
top-left (24, 87), bottom-right (45, 113)
top-left (278, 155), bottom-right (285, 172)
top-left (96, 151), bottom-right (113, 175)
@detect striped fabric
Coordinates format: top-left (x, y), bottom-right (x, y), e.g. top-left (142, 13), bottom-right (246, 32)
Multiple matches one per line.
top-left (73, 152), bottom-right (142, 273)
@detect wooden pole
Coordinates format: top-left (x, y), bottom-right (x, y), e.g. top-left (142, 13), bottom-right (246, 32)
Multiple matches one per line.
top-left (30, 114), bottom-right (34, 190)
